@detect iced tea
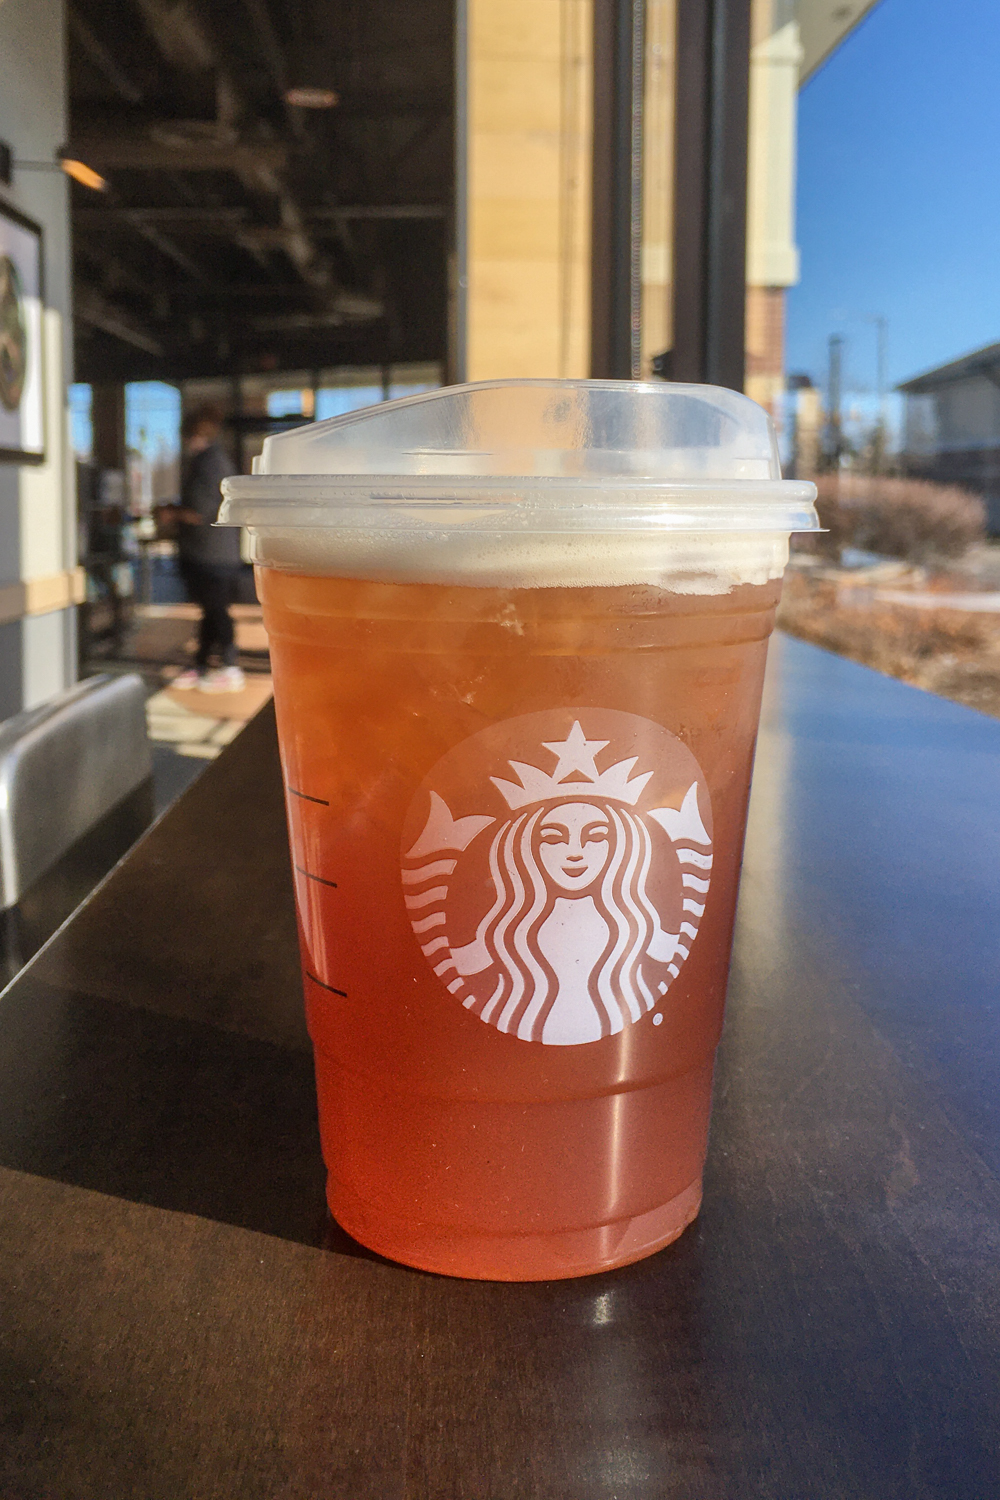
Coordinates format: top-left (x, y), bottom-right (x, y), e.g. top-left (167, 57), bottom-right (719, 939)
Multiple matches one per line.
top-left (259, 567), bottom-right (780, 1279)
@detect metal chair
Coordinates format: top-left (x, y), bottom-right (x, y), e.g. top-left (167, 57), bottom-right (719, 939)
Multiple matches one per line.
top-left (0, 673), bottom-right (153, 979)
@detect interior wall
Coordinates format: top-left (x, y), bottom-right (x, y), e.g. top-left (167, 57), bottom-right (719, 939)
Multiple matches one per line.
top-left (0, 0), bottom-right (79, 717)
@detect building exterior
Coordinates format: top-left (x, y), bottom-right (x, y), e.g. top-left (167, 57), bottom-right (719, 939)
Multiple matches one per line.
top-left (744, 0), bottom-right (881, 417)
top-left (462, 0), bottom-right (878, 394)
top-left (784, 373), bottom-right (823, 477)
top-left (898, 340), bottom-right (1000, 533)
top-left (744, 0), bottom-right (802, 415)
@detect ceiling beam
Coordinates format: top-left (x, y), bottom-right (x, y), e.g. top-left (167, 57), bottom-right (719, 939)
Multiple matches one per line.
top-left (75, 208), bottom-right (216, 284)
top-left (67, 149), bottom-right (332, 287)
top-left (234, 155), bottom-right (333, 291)
top-left (250, 303), bottom-right (383, 332)
top-left (75, 285), bottom-right (165, 356)
top-left (310, 205), bottom-right (447, 221)
top-left (74, 319), bottom-right (409, 384)
top-left (330, 90), bottom-right (450, 119)
top-left (75, 206), bottom-right (250, 227)
top-left (75, 244), bottom-right (158, 300)
top-left (119, 0), bottom-right (328, 293)
top-left (75, 205), bottom-right (445, 229)
top-left (64, 135), bottom-right (288, 173)
top-left (236, 0), bottom-right (289, 92)
top-left (232, 0), bottom-right (305, 140)
top-left (69, 9), bottom-right (145, 104)
top-left (131, 0), bottom-right (215, 72)
top-left (66, 0), bottom-right (448, 367)
top-left (124, 214), bottom-right (215, 283)
top-left (150, 283), bottom-right (320, 297)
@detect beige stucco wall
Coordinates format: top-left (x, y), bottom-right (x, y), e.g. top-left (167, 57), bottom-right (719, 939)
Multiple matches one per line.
top-left (459, 0), bottom-right (866, 409)
top-left (463, 0), bottom-right (801, 400)
top-left (465, 0), bottom-right (592, 380)
top-left (639, 0), bottom-right (675, 378)
top-left (747, 5), bottom-right (801, 290)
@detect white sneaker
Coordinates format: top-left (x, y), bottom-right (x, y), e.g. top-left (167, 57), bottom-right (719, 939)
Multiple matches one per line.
top-left (172, 668), bottom-right (203, 690)
top-left (198, 666), bottom-right (246, 693)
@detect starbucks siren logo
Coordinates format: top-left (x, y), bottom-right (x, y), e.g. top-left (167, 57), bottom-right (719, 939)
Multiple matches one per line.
top-left (400, 708), bottom-right (713, 1046)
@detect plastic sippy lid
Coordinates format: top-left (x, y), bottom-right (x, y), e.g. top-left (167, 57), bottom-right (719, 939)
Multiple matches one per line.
top-left (218, 379), bottom-right (818, 535)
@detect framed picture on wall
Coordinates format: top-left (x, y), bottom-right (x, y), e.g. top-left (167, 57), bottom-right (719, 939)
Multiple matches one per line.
top-left (0, 200), bottom-right (44, 465)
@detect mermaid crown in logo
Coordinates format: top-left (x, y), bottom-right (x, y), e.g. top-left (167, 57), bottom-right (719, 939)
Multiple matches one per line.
top-left (490, 721), bottom-right (653, 810)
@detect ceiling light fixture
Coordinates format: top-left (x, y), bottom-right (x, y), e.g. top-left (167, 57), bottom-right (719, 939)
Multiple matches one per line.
top-left (284, 87), bottom-right (339, 109)
top-left (61, 158), bottom-right (108, 191)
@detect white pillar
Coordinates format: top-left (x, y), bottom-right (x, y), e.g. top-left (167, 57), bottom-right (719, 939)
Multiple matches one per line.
top-left (0, 0), bottom-right (80, 716)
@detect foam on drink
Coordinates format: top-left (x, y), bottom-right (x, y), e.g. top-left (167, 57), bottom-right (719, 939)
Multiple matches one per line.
top-left (247, 526), bottom-right (790, 593)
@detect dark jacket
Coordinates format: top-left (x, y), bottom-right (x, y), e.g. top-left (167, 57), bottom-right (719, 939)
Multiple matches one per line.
top-left (178, 442), bottom-right (242, 566)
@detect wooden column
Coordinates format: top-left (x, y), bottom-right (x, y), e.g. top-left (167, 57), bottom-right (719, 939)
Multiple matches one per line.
top-left (459, 0), bottom-right (593, 381)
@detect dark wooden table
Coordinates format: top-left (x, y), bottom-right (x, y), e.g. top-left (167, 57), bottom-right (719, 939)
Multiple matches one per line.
top-left (3, 633), bottom-right (1000, 1499)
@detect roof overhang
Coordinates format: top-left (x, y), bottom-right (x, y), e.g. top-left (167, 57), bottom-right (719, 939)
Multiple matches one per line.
top-left (797, 0), bottom-right (883, 86)
top-left (898, 341), bottom-right (1000, 395)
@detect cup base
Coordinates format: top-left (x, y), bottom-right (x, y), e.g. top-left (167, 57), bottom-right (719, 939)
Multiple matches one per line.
top-left (326, 1176), bottom-right (702, 1281)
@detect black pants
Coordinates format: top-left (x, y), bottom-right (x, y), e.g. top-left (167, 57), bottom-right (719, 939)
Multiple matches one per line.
top-left (179, 560), bottom-right (241, 668)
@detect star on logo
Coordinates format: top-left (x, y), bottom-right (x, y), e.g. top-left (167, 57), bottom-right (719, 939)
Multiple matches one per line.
top-left (542, 722), bottom-right (610, 783)
top-left (490, 720), bottom-right (653, 809)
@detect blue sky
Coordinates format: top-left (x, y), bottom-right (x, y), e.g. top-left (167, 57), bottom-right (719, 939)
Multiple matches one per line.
top-left (69, 381), bottom-right (181, 463)
top-left (786, 0), bottom-right (1000, 400)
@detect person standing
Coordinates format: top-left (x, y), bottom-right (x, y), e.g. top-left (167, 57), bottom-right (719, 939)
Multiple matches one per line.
top-left (173, 403), bottom-right (246, 692)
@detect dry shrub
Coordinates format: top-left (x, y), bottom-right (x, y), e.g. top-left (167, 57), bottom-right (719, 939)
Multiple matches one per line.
top-left (800, 475), bottom-right (986, 564)
top-left (778, 571), bottom-right (1000, 697)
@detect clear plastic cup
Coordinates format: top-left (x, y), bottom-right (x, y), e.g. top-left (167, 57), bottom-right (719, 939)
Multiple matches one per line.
top-left (219, 379), bottom-right (817, 1280)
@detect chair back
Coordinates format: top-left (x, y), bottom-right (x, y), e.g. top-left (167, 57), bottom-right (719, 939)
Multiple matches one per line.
top-left (0, 673), bottom-right (152, 910)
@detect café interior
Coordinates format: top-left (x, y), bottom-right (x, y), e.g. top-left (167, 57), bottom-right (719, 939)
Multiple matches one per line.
top-left (3, 1), bottom-right (1000, 1496)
